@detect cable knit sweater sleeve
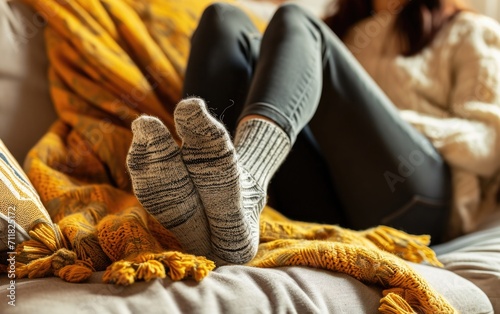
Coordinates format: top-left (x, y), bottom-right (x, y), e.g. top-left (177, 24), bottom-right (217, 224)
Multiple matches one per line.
top-left (400, 15), bottom-right (500, 178)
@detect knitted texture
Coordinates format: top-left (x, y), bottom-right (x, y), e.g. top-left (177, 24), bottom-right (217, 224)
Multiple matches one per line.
top-left (253, 209), bottom-right (455, 314)
top-left (3, 0), bottom-right (455, 312)
top-left (126, 115), bottom-right (212, 257)
top-left (175, 98), bottom-right (291, 264)
top-left (344, 12), bottom-right (500, 239)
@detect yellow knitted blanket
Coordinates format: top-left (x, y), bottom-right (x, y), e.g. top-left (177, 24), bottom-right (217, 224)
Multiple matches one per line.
top-left (9, 0), bottom-right (454, 312)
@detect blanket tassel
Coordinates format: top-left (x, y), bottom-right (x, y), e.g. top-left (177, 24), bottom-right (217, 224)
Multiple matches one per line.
top-left (14, 223), bottom-right (94, 283)
top-left (380, 288), bottom-right (456, 314)
top-left (363, 226), bottom-right (443, 267)
top-left (379, 292), bottom-right (416, 314)
top-left (102, 252), bottom-right (215, 285)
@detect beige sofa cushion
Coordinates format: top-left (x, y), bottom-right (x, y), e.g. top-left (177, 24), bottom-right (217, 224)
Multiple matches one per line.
top-left (0, 0), bottom-right (57, 164)
top-left (434, 219), bottom-right (500, 312)
top-left (0, 262), bottom-right (493, 313)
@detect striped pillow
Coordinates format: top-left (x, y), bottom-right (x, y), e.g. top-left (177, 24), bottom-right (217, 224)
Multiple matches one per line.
top-left (0, 140), bottom-right (52, 252)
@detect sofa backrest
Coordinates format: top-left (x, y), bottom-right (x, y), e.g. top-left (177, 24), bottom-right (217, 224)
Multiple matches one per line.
top-left (0, 0), bottom-right (57, 164)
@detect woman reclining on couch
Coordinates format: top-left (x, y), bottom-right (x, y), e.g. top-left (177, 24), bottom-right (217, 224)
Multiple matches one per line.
top-left (126, 0), bottom-right (500, 264)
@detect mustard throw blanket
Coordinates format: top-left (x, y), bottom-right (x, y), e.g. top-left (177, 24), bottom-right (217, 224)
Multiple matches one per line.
top-left (9, 0), bottom-right (455, 312)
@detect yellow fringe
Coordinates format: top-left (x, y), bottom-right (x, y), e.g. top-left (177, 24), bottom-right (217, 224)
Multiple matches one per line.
top-left (362, 226), bottom-right (443, 267)
top-left (381, 288), bottom-right (457, 314)
top-left (379, 293), bottom-right (416, 314)
top-left (57, 264), bottom-right (94, 283)
top-left (29, 223), bottom-right (67, 252)
top-left (14, 223), bottom-right (95, 283)
top-left (15, 248), bottom-right (77, 279)
top-left (15, 223), bottom-right (65, 264)
top-left (135, 260), bottom-right (166, 282)
top-left (55, 258), bottom-right (95, 283)
top-left (102, 261), bottom-right (136, 286)
top-left (14, 208), bottom-right (215, 285)
top-left (102, 252), bottom-right (215, 285)
top-left (15, 222), bottom-right (64, 276)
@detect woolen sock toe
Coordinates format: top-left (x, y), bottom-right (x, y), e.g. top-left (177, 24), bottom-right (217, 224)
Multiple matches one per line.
top-left (126, 115), bottom-right (212, 257)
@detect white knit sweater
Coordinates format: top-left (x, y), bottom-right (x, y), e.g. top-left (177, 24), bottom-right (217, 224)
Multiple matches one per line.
top-left (344, 11), bottom-right (500, 238)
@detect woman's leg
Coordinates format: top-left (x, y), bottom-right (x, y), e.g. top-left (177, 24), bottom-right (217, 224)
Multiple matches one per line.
top-left (177, 1), bottom-right (357, 264)
top-left (183, 3), bottom-right (345, 225)
top-left (129, 3), bottom-right (338, 263)
top-left (174, 1), bottom-right (450, 265)
top-left (241, 4), bottom-right (451, 243)
top-left (179, 4), bottom-right (292, 263)
top-left (182, 3), bottom-right (260, 133)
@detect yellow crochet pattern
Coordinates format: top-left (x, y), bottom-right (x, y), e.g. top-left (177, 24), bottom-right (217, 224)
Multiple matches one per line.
top-left (4, 0), bottom-right (455, 313)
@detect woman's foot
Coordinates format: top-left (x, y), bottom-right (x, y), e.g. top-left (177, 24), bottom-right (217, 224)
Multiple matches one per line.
top-left (175, 98), bottom-right (291, 263)
top-left (126, 115), bottom-right (212, 257)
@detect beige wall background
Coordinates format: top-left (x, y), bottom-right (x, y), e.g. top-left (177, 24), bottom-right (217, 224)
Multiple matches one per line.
top-left (241, 0), bottom-right (500, 21)
top-left (471, 0), bottom-right (499, 20)
top-left (315, 0), bottom-right (500, 21)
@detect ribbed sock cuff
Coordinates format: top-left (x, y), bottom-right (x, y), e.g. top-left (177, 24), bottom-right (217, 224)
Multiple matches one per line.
top-left (234, 119), bottom-right (291, 189)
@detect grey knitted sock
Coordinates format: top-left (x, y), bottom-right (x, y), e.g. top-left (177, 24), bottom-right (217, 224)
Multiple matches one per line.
top-left (126, 115), bottom-right (212, 257)
top-left (175, 98), bottom-right (291, 264)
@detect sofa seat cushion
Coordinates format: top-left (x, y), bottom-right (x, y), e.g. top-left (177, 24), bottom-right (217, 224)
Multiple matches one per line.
top-left (0, 260), bottom-right (493, 313)
top-left (433, 217), bottom-right (500, 312)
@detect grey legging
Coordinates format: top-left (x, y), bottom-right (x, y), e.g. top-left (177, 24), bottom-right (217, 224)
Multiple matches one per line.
top-left (182, 3), bottom-right (452, 243)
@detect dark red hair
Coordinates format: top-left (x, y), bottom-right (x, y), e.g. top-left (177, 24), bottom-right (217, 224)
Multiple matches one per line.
top-left (324, 0), bottom-right (470, 56)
